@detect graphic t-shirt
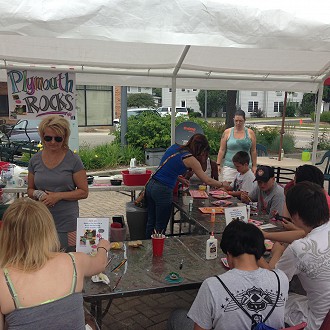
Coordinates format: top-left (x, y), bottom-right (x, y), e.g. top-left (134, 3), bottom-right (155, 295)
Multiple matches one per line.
top-left (188, 268), bottom-right (288, 330)
top-left (230, 169), bottom-right (256, 194)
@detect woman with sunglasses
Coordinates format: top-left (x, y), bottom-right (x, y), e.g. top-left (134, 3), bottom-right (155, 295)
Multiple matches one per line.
top-left (28, 115), bottom-right (88, 250)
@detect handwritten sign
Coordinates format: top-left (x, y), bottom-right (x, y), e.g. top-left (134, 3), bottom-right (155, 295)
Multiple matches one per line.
top-left (7, 69), bottom-right (76, 120)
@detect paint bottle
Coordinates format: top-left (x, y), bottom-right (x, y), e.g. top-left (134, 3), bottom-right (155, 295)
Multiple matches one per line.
top-left (206, 233), bottom-right (218, 260)
top-left (210, 208), bottom-right (216, 222)
top-left (188, 199), bottom-right (193, 212)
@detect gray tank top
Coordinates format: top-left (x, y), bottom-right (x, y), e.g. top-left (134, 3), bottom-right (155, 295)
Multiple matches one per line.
top-left (3, 253), bottom-right (85, 330)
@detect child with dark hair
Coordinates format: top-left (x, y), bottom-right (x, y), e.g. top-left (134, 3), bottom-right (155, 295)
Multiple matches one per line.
top-left (263, 165), bottom-right (330, 244)
top-left (168, 220), bottom-right (289, 330)
top-left (224, 151), bottom-right (256, 198)
top-left (260, 182), bottom-right (330, 329)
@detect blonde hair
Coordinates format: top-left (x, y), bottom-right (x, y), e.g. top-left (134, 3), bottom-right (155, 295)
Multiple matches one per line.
top-left (38, 115), bottom-right (71, 149)
top-left (0, 198), bottom-right (60, 271)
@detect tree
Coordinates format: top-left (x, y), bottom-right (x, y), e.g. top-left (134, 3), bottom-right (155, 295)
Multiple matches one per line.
top-left (225, 90), bottom-right (237, 128)
top-left (323, 86), bottom-right (330, 103)
top-left (300, 93), bottom-right (316, 115)
top-left (127, 93), bottom-right (155, 108)
top-left (196, 90), bottom-right (227, 117)
top-left (152, 88), bottom-right (162, 98)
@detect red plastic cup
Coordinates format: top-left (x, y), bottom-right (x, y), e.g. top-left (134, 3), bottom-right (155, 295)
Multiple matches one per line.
top-left (151, 234), bottom-right (165, 257)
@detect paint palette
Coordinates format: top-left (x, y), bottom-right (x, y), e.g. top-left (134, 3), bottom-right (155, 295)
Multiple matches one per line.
top-left (189, 190), bottom-right (209, 198)
top-left (209, 190), bottom-right (231, 199)
top-left (198, 207), bottom-right (225, 214)
top-left (211, 200), bottom-right (232, 207)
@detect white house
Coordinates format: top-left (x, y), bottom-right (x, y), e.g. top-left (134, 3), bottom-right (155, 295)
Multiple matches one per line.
top-left (161, 88), bottom-right (303, 117)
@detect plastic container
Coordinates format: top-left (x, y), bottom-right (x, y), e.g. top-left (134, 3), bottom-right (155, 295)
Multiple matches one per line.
top-left (302, 150), bottom-right (311, 161)
top-left (151, 234), bottom-right (165, 256)
top-left (122, 170), bottom-right (152, 186)
top-left (110, 225), bottom-right (127, 242)
top-left (206, 234), bottom-right (218, 260)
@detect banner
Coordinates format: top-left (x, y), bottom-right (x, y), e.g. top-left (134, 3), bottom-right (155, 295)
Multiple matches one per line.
top-left (6, 69), bottom-right (76, 120)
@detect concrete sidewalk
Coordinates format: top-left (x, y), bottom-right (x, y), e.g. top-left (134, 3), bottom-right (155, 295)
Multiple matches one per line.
top-left (79, 191), bottom-right (197, 329)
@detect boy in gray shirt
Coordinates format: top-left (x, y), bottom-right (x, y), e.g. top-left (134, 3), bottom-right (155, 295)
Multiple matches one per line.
top-left (241, 165), bottom-right (285, 218)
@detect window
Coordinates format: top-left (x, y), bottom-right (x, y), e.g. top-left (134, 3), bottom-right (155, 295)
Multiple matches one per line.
top-left (293, 92), bottom-right (298, 97)
top-left (181, 100), bottom-right (186, 107)
top-left (193, 89), bottom-right (197, 92)
top-left (181, 88), bottom-right (185, 92)
top-left (251, 92), bottom-right (258, 96)
top-left (276, 91), bottom-right (282, 96)
top-left (169, 88), bottom-right (172, 92)
top-left (127, 86), bottom-right (131, 92)
top-left (76, 85), bottom-right (113, 126)
top-left (138, 87), bottom-right (141, 92)
top-left (248, 101), bottom-right (259, 112)
top-left (274, 101), bottom-right (284, 113)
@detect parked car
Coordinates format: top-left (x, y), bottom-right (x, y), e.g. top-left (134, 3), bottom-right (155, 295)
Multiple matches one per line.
top-left (113, 108), bottom-right (160, 130)
top-left (157, 107), bottom-right (189, 117)
top-left (0, 119), bottom-right (40, 143)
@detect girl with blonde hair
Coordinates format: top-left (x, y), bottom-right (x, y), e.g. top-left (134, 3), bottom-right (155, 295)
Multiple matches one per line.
top-left (0, 198), bottom-right (110, 329)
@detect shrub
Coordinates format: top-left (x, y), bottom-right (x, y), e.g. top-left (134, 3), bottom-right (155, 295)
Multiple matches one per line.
top-left (320, 111), bottom-right (330, 123)
top-left (309, 129), bottom-right (330, 150)
top-left (78, 142), bottom-right (144, 170)
top-left (270, 133), bottom-right (296, 154)
top-left (255, 127), bottom-right (280, 149)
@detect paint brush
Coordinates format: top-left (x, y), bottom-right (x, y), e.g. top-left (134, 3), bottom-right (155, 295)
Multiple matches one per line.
top-left (106, 256), bottom-right (113, 268)
top-left (112, 275), bottom-right (123, 291)
top-left (111, 259), bottom-right (127, 272)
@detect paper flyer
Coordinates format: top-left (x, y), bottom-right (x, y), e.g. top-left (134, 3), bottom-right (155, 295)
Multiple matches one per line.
top-left (224, 206), bottom-right (248, 226)
top-left (76, 217), bottom-right (109, 253)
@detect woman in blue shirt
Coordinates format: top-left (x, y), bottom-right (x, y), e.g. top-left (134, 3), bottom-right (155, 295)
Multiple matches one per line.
top-left (145, 134), bottom-right (224, 238)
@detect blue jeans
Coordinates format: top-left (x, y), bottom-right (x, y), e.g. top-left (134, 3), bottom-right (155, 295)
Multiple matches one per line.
top-left (145, 178), bottom-right (173, 239)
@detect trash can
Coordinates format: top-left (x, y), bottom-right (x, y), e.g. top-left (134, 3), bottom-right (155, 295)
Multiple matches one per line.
top-left (126, 201), bottom-right (148, 240)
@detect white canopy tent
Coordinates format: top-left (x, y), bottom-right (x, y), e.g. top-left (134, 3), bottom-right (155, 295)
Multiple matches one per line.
top-left (0, 0), bottom-right (330, 160)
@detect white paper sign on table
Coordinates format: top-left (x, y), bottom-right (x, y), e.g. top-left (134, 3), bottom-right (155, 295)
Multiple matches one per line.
top-left (76, 217), bottom-right (109, 253)
top-left (224, 206), bottom-right (248, 226)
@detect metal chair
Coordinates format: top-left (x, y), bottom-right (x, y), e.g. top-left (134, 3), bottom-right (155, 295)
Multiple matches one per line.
top-left (315, 150), bottom-right (330, 194)
top-left (256, 143), bottom-right (268, 156)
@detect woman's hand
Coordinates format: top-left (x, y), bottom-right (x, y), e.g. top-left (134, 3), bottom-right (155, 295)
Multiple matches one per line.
top-left (42, 191), bottom-right (61, 207)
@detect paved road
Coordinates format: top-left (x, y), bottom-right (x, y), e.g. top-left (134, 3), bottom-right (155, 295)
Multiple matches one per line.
top-left (79, 130), bottom-right (115, 147)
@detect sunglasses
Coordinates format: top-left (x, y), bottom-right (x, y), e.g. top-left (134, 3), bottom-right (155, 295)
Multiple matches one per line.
top-left (44, 136), bottom-right (63, 143)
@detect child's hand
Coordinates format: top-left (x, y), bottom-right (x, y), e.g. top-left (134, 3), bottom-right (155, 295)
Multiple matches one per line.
top-left (241, 191), bottom-right (249, 203)
top-left (282, 219), bottom-right (298, 231)
top-left (271, 242), bottom-right (287, 256)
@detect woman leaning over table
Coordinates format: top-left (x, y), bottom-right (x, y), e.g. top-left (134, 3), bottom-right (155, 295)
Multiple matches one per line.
top-left (217, 109), bottom-right (257, 182)
top-left (145, 133), bottom-right (224, 239)
top-left (28, 115), bottom-right (88, 250)
top-left (0, 198), bottom-right (110, 330)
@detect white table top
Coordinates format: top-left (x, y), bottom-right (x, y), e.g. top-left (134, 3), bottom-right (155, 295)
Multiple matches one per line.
top-left (257, 156), bottom-right (312, 169)
top-left (2, 184), bottom-right (144, 194)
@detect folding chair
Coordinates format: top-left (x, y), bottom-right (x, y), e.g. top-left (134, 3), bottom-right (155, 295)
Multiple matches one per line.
top-left (315, 150), bottom-right (330, 194)
top-left (256, 143), bottom-right (268, 156)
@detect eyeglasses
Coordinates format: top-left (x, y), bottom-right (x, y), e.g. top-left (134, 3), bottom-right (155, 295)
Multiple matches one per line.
top-left (44, 136), bottom-right (63, 143)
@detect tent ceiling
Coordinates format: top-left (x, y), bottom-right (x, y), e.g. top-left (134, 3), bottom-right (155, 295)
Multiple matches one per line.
top-left (0, 1), bottom-right (330, 92)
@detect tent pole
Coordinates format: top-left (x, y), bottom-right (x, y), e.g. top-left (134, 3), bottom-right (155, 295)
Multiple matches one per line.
top-left (120, 86), bottom-right (127, 146)
top-left (312, 83), bottom-right (324, 164)
top-left (278, 91), bottom-right (287, 161)
top-left (171, 77), bottom-right (176, 145)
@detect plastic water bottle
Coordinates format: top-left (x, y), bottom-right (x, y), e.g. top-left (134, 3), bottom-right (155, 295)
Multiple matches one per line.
top-left (130, 158), bottom-right (136, 168)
